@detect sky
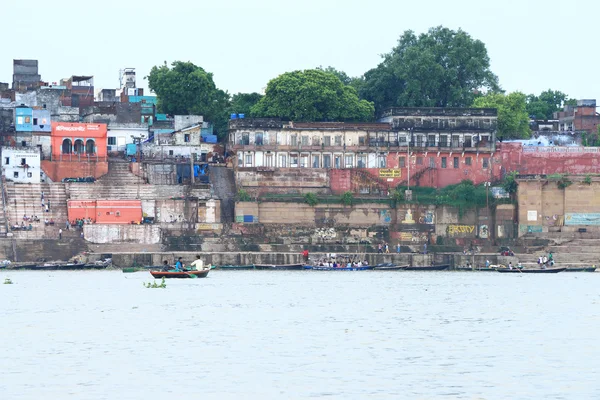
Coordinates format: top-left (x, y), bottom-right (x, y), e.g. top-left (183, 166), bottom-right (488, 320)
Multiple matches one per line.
top-left (2, 0), bottom-right (599, 105)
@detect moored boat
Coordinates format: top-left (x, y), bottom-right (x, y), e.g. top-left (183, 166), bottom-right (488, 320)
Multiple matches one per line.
top-left (373, 265), bottom-right (408, 270)
top-left (305, 265), bottom-right (372, 271)
top-left (454, 266), bottom-right (497, 271)
top-left (565, 266), bottom-right (597, 272)
top-left (150, 270), bottom-right (209, 279)
top-left (31, 262), bottom-right (87, 270)
top-left (496, 267), bottom-right (566, 273)
top-left (254, 263), bottom-right (304, 270)
top-left (404, 264), bottom-right (450, 271)
top-left (211, 264), bottom-right (255, 270)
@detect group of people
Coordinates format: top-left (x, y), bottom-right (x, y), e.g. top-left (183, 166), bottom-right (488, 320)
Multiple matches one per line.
top-left (163, 256), bottom-right (210, 272)
top-left (69, 218), bottom-right (94, 230)
top-left (537, 253), bottom-right (554, 268)
top-left (22, 215), bottom-right (40, 223)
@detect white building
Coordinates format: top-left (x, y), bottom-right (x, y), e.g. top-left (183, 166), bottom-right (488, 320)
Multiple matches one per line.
top-left (1, 147), bottom-right (41, 183)
top-left (107, 123), bottom-right (149, 153)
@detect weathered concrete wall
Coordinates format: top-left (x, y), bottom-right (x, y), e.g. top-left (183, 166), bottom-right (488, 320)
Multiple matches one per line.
top-left (84, 225), bottom-right (161, 244)
top-left (0, 238), bottom-right (87, 262)
top-left (155, 199), bottom-right (198, 223)
top-left (236, 168), bottom-right (330, 195)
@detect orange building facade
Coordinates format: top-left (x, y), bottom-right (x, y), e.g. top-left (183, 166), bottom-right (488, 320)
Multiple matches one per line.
top-left (67, 200), bottom-right (142, 224)
top-left (50, 122), bottom-right (108, 159)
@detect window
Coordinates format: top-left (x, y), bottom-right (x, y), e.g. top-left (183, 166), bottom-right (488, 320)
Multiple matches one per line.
top-left (439, 135), bottom-right (448, 147)
top-left (378, 154), bottom-right (386, 168)
top-left (290, 155), bottom-right (299, 167)
top-left (265, 154), bottom-right (273, 167)
top-left (21, 141), bottom-right (26, 147)
top-left (399, 157), bottom-right (406, 168)
top-left (359, 137), bottom-right (366, 146)
top-left (290, 135), bottom-right (298, 146)
top-left (108, 137), bottom-right (116, 145)
top-left (323, 154), bottom-right (331, 168)
top-left (4, 157), bottom-right (8, 165)
top-left (465, 157), bottom-right (472, 166)
top-left (335, 136), bottom-right (342, 146)
top-left (255, 133), bottom-right (263, 145)
top-left (345, 155), bottom-right (353, 168)
top-left (324, 136), bottom-right (331, 147)
top-left (453, 157), bottom-right (459, 168)
top-left (312, 155), bottom-right (320, 168)
top-left (242, 133), bottom-right (250, 145)
top-left (416, 157), bottom-right (423, 165)
top-left (27, 172), bottom-right (32, 178)
top-left (452, 136), bottom-right (459, 148)
top-left (169, 150), bottom-right (174, 156)
top-left (441, 157), bottom-right (447, 168)
top-left (279, 155), bottom-right (287, 167)
top-left (415, 135), bottom-right (423, 147)
top-left (184, 134), bottom-right (190, 143)
top-left (357, 155), bottom-right (366, 168)
top-left (33, 118), bottom-right (38, 125)
top-left (483, 158), bottom-right (489, 169)
top-left (245, 154), bottom-right (252, 167)
top-left (300, 155), bottom-right (308, 168)
top-left (312, 136), bottom-right (320, 146)
top-left (399, 136), bottom-right (407, 145)
top-left (21, 158), bottom-right (26, 165)
top-left (301, 136), bottom-right (309, 146)
top-left (13, 172), bottom-right (18, 178)
top-left (428, 135), bottom-right (436, 147)
top-left (334, 155), bottom-right (341, 169)
top-left (464, 136), bottom-right (472, 147)
top-left (429, 157), bottom-right (435, 168)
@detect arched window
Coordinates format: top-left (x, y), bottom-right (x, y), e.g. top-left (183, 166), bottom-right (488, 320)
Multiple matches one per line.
top-left (85, 139), bottom-right (95, 155)
top-left (74, 139), bottom-right (84, 154)
top-left (62, 138), bottom-right (72, 154)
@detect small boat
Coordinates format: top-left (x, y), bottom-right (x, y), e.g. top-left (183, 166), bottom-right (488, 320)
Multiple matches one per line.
top-left (31, 262), bottom-right (87, 270)
top-left (123, 266), bottom-right (156, 273)
top-left (150, 270), bottom-right (210, 279)
top-left (454, 266), bottom-right (497, 271)
top-left (497, 267), bottom-right (566, 273)
top-left (211, 264), bottom-right (255, 270)
top-left (565, 266), bottom-right (597, 272)
top-left (373, 265), bottom-right (408, 270)
top-left (305, 265), bottom-right (372, 271)
top-left (254, 263), bottom-right (304, 270)
top-left (404, 264), bottom-right (450, 271)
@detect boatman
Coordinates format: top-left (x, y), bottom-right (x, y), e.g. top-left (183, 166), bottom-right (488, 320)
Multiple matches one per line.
top-left (302, 249), bottom-right (309, 262)
top-left (174, 257), bottom-right (184, 271)
top-left (191, 255), bottom-right (205, 271)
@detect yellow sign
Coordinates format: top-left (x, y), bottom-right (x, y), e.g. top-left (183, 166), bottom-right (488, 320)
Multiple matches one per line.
top-left (379, 169), bottom-right (401, 178)
top-left (447, 225), bottom-right (475, 235)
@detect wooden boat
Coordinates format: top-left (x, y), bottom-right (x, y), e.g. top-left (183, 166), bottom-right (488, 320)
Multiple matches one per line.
top-left (565, 266), bottom-right (597, 272)
top-left (454, 266), bottom-right (497, 271)
top-left (211, 264), bottom-right (255, 270)
top-left (150, 270), bottom-right (210, 279)
top-left (373, 265), bottom-right (408, 270)
top-left (9, 263), bottom-right (37, 270)
top-left (497, 267), bottom-right (566, 273)
top-left (254, 263), bottom-right (304, 270)
top-left (404, 264), bottom-right (450, 271)
top-left (122, 266), bottom-right (155, 273)
top-left (31, 262), bottom-right (87, 270)
top-left (306, 265), bottom-right (372, 271)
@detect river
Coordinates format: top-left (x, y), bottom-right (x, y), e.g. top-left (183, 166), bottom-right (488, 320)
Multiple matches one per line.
top-left (1, 270), bottom-right (598, 399)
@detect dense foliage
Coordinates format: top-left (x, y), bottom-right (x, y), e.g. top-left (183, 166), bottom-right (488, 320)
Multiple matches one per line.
top-left (251, 69), bottom-right (374, 121)
top-left (360, 26), bottom-right (499, 114)
top-left (473, 92), bottom-right (530, 139)
top-left (228, 92), bottom-right (263, 116)
top-left (526, 90), bottom-right (570, 120)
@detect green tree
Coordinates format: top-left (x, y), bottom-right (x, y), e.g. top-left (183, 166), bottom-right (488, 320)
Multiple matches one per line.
top-left (502, 171), bottom-right (519, 196)
top-left (526, 90), bottom-right (570, 120)
top-left (229, 92), bottom-right (263, 116)
top-left (473, 92), bottom-right (530, 139)
top-left (361, 26), bottom-right (499, 114)
top-left (251, 69), bottom-right (374, 121)
top-left (146, 61), bottom-right (230, 138)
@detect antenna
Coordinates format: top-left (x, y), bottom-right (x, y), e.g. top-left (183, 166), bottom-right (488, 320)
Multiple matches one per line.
top-left (118, 69), bottom-right (124, 89)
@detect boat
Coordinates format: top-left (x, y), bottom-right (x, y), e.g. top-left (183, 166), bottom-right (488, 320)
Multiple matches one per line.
top-left (496, 267), bottom-right (566, 273)
top-left (149, 270), bottom-right (210, 279)
top-left (7, 263), bottom-right (37, 269)
top-left (565, 266), bottom-right (597, 272)
top-left (31, 262), bottom-right (87, 270)
top-left (454, 266), bottom-right (497, 271)
top-left (122, 266), bottom-right (155, 273)
top-left (211, 264), bottom-right (255, 270)
top-left (373, 265), bottom-right (408, 270)
top-left (254, 263), bottom-right (305, 270)
top-left (305, 265), bottom-right (372, 271)
top-left (404, 264), bottom-right (450, 271)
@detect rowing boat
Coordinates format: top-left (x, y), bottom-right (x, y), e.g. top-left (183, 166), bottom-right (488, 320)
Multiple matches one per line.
top-left (150, 270), bottom-right (209, 278)
top-left (496, 267), bottom-right (566, 274)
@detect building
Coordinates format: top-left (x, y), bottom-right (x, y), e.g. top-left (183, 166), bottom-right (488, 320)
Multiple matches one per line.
top-left (229, 108), bottom-right (497, 192)
top-left (1, 147), bottom-right (41, 183)
top-left (107, 122), bottom-right (149, 153)
top-left (555, 99), bottom-right (600, 134)
top-left (50, 122), bottom-right (107, 159)
top-left (12, 60), bottom-right (41, 92)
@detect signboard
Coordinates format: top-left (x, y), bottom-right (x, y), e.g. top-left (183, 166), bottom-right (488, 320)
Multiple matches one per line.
top-left (379, 169), bottom-right (401, 178)
top-left (527, 210), bottom-right (537, 221)
top-left (565, 213), bottom-right (600, 226)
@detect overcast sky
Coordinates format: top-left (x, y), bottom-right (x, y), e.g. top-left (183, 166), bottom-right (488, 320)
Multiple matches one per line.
top-left (2, 0), bottom-right (598, 104)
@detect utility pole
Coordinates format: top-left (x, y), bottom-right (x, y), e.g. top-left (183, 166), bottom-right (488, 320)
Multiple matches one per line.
top-left (190, 149), bottom-right (195, 185)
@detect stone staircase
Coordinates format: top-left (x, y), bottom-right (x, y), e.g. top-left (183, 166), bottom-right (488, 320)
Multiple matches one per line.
top-left (515, 237), bottom-right (600, 268)
top-left (67, 183), bottom-right (194, 200)
top-left (0, 174), bottom-right (9, 236)
top-left (209, 166), bottom-right (235, 223)
top-left (5, 182), bottom-right (74, 240)
top-left (98, 161), bottom-right (144, 185)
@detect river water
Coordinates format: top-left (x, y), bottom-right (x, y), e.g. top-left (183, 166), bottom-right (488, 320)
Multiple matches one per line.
top-left (0, 270), bottom-right (598, 400)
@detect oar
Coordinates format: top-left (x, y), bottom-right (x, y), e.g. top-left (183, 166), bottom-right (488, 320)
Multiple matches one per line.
top-left (186, 272), bottom-right (198, 279)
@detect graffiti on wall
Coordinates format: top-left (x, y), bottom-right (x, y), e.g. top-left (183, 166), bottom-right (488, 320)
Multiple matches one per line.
top-left (447, 225), bottom-right (476, 236)
top-left (380, 210), bottom-right (392, 224)
top-left (479, 224), bottom-right (489, 238)
top-left (399, 231), bottom-right (428, 242)
top-left (420, 210), bottom-right (435, 224)
top-left (519, 225), bottom-right (543, 233)
top-left (314, 228), bottom-right (337, 240)
top-left (565, 213), bottom-right (600, 226)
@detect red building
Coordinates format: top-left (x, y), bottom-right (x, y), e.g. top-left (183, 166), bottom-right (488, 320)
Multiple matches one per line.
top-left (67, 200), bottom-right (142, 224)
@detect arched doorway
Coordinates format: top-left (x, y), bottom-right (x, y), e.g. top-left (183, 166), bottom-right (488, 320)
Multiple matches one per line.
top-left (85, 139), bottom-right (95, 155)
top-left (62, 139), bottom-right (72, 154)
top-left (74, 139), bottom-right (84, 154)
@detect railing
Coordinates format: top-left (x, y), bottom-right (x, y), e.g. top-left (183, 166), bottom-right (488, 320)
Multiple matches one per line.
top-left (522, 146), bottom-right (600, 153)
top-left (53, 154), bottom-right (107, 162)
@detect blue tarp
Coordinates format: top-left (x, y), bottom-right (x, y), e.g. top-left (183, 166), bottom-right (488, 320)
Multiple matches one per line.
top-left (126, 143), bottom-right (137, 156)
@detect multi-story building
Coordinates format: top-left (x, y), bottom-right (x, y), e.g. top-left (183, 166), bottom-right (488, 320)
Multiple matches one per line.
top-left (1, 147), bottom-right (41, 183)
top-left (555, 99), bottom-right (600, 134)
top-left (228, 108), bottom-right (498, 191)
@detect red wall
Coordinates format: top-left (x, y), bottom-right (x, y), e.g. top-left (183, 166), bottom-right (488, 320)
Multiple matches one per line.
top-left (68, 200), bottom-right (142, 224)
top-left (41, 160), bottom-right (108, 182)
top-left (498, 143), bottom-right (600, 175)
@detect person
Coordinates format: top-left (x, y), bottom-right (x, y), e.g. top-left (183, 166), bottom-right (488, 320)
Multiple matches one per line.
top-left (537, 256), bottom-right (542, 266)
top-left (302, 249), bottom-right (309, 262)
top-left (517, 261), bottom-right (522, 269)
top-left (45, 204), bottom-right (49, 213)
top-left (378, 243), bottom-right (383, 254)
top-left (80, 231), bottom-right (84, 239)
top-left (423, 243), bottom-right (427, 254)
top-left (190, 255), bottom-right (205, 271)
top-left (174, 257), bottom-right (184, 271)
top-left (542, 255), bottom-right (548, 266)
top-left (44, 217), bottom-right (49, 225)
top-left (41, 191), bottom-right (44, 201)
top-left (396, 243), bottom-right (401, 254)
top-left (21, 221), bottom-right (25, 228)
top-left (58, 228), bottom-right (62, 240)
top-left (485, 259), bottom-right (490, 268)
top-left (508, 261), bottom-right (513, 270)
top-left (162, 260), bottom-right (170, 272)
top-left (548, 252), bottom-right (554, 266)
top-left (385, 243), bottom-right (389, 253)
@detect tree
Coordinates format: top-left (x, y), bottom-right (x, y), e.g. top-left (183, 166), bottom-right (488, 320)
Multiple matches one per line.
top-left (360, 26), bottom-right (499, 114)
top-left (526, 90), bottom-right (570, 120)
top-left (251, 69), bottom-right (374, 121)
top-left (229, 92), bottom-right (263, 116)
top-left (146, 61), bottom-right (230, 138)
top-left (473, 92), bottom-right (530, 139)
